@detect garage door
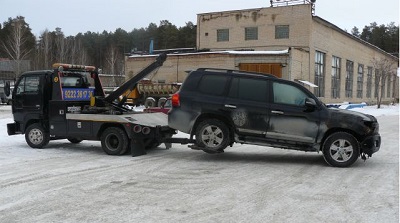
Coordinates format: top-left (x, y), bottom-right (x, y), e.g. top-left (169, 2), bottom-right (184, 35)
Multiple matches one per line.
top-left (239, 63), bottom-right (282, 78)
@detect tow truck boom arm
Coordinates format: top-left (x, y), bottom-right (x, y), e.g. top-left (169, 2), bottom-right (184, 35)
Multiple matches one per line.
top-left (104, 53), bottom-right (167, 104)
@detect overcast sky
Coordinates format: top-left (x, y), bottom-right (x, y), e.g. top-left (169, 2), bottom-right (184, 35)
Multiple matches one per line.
top-left (1, 0), bottom-right (399, 37)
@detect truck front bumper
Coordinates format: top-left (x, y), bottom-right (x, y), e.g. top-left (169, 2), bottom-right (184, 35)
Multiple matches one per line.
top-left (361, 134), bottom-right (381, 157)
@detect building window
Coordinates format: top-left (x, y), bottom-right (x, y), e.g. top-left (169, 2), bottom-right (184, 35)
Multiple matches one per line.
top-left (314, 51), bottom-right (325, 97)
top-left (381, 76), bottom-right (386, 98)
top-left (245, 27), bottom-right (258, 40)
top-left (374, 69), bottom-right (379, 98)
top-left (275, 25), bottom-right (289, 39)
top-left (345, 60), bottom-right (354, 98)
top-left (366, 66), bottom-right (372, 98)
top-left (387, 75), bottom-right (392, 98)
top-left (217, 29), bottom-right (229, 42)
top-left (357, 64), bottom-right (364, 98)
top-left (331, 56), bottom-right (341, 99)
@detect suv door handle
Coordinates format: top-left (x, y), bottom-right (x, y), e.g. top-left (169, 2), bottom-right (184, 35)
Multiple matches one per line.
top-left (224, 104), bottom-right (237, 109)
top-left (271, 110), bottom-right (284, 115)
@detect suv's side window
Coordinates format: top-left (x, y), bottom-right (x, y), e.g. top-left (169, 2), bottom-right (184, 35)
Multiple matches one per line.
top-left (273, 82), bottom-right (308, 106)
top-left (228, 77), bottom-right (268, 102)
top-left (198, 75), bottom-right (228, 96)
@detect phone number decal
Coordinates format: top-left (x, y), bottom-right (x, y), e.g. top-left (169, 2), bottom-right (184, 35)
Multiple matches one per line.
top-left (62, 88), bottom-right (94, 101)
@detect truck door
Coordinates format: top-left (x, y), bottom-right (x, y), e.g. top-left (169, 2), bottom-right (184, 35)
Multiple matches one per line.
top-left (13, 75), bottom-right (44, 120)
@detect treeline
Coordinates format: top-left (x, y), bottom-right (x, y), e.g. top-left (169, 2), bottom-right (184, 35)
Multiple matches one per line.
top-left (351, 22), bottom-right (399, 57)
top-left (0, 16), bottom-right (196, 76)
top-left (0, 16), bottom-right (398, 78)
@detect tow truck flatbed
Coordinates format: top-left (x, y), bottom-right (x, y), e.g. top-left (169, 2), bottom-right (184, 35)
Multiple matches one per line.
top-left (7, 54), bottom-right (190, 157)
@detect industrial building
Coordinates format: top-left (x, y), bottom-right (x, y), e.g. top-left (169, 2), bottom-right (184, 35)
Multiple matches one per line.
top-left (125, 2), bottom-right (398, 104)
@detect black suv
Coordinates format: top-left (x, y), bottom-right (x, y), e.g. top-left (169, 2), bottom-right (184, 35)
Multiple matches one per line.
top-left (168, 68), bottom-right (381, 167)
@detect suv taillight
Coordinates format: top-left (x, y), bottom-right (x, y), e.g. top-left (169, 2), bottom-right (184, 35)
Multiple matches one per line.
top-left (171, 93), bottom-right (180, 107)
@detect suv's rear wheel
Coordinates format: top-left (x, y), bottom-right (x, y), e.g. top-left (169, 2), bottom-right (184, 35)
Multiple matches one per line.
top-left (322, 132), bottom-right (360, 167)
top-left (195, 119), bottom-right (230, 153)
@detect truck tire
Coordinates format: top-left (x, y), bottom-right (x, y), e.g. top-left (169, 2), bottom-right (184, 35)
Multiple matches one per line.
top-left (158, 97), bottom-right (167, 107)
top-left (322, 132), bottom-right (360, 167)
top-left (144, 97), bottom-right (156, 108)
top-left (67, 138), bottom-right (83, 144)
top-left (195, 119), bottom-right (230, 153)
top-left (101, 127), bottom-right (128, 155)
top-left (25, 123), bottom-right (50, 148)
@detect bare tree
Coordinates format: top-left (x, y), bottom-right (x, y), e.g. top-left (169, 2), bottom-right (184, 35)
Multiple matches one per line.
top-left (70, 38), bottom-right (89, 65)
top-left (372, 57), bottom-right (396, 108)
top-left (105, 45), bottom-right (124, 86)
top-left (0, 16), bottom-right (33, 78)
top-left (54, 27), bottom-right (69, 62)
top-left (41, 29), bottom-right (52, 68)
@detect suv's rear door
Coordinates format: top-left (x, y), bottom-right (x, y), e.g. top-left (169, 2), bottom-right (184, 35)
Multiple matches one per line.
top-left (267, 81), bottom-right (320, 144)
top-left (223, 76), bottom-right (269, 136)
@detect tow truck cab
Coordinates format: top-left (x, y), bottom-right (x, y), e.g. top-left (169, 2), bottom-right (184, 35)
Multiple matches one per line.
top-left (8, 64), bottom-right (101, 138)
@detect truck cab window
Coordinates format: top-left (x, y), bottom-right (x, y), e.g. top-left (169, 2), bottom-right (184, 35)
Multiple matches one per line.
top-left (61, 76), bottom-right (84, 88)
top-left (16, 76), bottom-right (39, 95)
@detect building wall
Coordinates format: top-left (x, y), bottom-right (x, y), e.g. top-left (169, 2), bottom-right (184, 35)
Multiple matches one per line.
top-left (310, 18), bottom-right (398, 104)
top-left (197, 5), bottom-right (313, 51)
top-left (125, 52), bottom-right (289, 83)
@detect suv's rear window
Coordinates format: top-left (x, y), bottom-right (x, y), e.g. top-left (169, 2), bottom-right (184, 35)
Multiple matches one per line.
top-left (198, 75), bottom-right (228, 96)
top-left (228, 77), bottom-right (268, 102)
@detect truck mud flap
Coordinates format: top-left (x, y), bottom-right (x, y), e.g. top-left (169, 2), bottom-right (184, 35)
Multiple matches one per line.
top-left (7, 123), bottom-right (18, 135)
top-left (131, 138), bottom-right (146, 157)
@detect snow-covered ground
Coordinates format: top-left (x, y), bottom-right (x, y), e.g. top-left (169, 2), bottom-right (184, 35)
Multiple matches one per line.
top-left (0, 104), bottom-right (398, 223)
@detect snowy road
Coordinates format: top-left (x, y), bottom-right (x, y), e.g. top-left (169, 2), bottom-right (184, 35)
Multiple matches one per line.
top-left (0, 105), bottom-right (398, 223)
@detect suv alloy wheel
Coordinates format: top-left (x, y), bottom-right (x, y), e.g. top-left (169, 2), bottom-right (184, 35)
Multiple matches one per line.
top-left (195, 119), bottom-right (230, 153)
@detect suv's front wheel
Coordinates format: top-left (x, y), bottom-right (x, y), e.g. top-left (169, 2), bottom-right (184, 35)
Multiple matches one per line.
top-left (322, 132), bottom-right (360, 167)
top-left (195, 119), bottom-right (230, 153)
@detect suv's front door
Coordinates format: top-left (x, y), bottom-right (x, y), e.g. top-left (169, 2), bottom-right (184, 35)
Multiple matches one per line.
top-left (223, 76), bottom-right (269, 137)
top-left (267, 81), bottom-right (320, 144)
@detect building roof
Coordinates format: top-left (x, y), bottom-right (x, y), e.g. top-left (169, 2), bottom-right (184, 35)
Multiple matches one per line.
top-left (312, 16), bottom-right (398, 61)
top-left (128, 49), bottom-right (290, 59)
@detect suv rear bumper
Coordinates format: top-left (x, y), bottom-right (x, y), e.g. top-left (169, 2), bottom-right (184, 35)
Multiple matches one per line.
top-left (361, 134), bottom-right (381, 156)
top-left (168, 109), bottom-right (193, 134)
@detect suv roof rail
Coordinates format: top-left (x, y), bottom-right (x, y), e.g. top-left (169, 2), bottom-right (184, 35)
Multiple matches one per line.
top-left (195, 68), bottom-right (278, 78)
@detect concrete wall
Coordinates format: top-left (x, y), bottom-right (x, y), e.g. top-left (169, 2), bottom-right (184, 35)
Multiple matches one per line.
top-left (197, 5), bottom-right (313, 51)
top-left (125, 52), bottom-right (289, 83)
top-left (310, 18), bottom-right (398, 104)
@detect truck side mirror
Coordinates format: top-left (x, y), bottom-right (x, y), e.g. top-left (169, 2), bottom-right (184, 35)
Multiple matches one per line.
top-left (4, 81), bottom-right (10, 96)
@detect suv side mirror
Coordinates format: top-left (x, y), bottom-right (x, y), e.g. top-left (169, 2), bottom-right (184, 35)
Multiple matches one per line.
top-left (305, 98), bottom-right (317, 110)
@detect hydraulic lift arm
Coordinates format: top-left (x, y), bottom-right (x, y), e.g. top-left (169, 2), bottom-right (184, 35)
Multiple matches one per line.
top-left (104, 53), bottom-right (167, 108)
